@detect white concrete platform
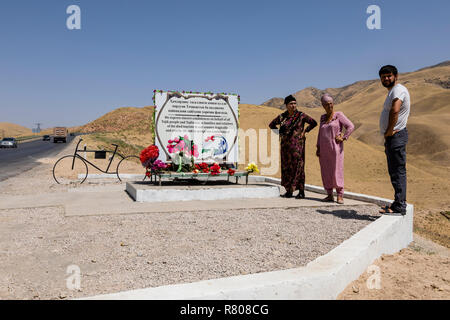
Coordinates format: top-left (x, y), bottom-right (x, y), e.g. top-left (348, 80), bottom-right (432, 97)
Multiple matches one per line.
top-left (83, 176), bottom-right (414, 300)
top-left (126, 181), bottom-right (281, 202)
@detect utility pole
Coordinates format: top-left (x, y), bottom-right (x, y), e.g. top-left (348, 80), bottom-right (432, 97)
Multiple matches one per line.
top-left (34, 123), bottom-right (42, 134)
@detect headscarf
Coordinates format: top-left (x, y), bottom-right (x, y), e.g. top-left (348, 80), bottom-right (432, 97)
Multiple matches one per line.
top-left (284, 95), bottom-right (296, 105)
top-left (321, 94), bottom-right (333, 104)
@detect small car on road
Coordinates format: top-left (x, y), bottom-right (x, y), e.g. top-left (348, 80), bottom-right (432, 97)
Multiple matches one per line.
top-left (0, 137), bottom-right (18, 148)
top-left (43, 135), bottom-right (51, 141)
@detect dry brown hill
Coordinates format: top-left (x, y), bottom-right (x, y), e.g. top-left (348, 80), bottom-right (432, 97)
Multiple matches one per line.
top-left (0, 122), bottom-right (33, 138)
top-left (76, 106), bottom-right (155, 158)
top-left (262, 62), bottom-right (450, 167)
top-left (262, 60), bottom-right (450, 108)
top-left (79, 106), bottom-right (154, 134)
top-left (262, 80), bottom-right (377, 109)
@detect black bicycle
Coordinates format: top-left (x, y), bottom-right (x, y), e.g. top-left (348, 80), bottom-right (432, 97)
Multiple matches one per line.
top-left (52, 138), bottom-right (142, 184)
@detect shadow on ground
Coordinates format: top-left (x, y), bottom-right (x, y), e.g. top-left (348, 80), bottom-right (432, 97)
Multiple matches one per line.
top-left (316, 209), bottom-right (380, 221)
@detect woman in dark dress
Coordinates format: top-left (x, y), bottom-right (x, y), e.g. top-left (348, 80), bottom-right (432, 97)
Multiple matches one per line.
top-left (269, 95), bottom-right (317, 199)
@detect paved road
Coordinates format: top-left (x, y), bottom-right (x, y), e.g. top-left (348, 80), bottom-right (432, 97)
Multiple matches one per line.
top-left (0, 136), bottom-right (75, 182)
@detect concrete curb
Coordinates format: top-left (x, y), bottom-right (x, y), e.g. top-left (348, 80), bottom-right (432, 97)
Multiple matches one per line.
top-left (83, 176), bottom-right (413, 300)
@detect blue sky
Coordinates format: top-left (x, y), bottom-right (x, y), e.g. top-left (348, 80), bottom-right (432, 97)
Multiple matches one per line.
top-left (1, 0), bottom-right (449, 128)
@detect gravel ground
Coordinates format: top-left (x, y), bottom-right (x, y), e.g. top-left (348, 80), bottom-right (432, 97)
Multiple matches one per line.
top-left (0, 141), bottom-right (381, 299)
top-left (0, 204), bottom-right (380, 300)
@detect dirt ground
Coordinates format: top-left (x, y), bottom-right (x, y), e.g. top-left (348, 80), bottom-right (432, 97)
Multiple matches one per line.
top-left (338, 234), bottom-right (450, 300)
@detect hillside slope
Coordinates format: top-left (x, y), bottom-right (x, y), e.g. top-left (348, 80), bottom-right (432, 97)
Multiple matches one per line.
top-left (262, 60), bottom-right (449, 108)
top-left (79, 106), bottom-right (154, 134)
top-left (0, 122), bottom-right (33, 138)
top-left (262, 63), bottom-right (450, 166)
top-left (76, 106), bottom-right (155, 157)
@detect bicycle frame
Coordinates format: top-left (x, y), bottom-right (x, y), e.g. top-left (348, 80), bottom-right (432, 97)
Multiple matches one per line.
top-left (72, 138), bottom-right (124, 174)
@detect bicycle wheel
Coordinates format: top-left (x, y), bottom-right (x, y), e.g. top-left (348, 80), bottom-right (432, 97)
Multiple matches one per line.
top-left (53, 155), bottom-right (88, 184)
top-left (116, 155), bottom-right (145, 182)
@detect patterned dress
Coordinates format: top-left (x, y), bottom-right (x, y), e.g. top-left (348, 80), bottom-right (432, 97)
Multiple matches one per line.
top-left (316, 111), bottom-right (354, 196)
top-left (269, 110), bottom-right (317, 193)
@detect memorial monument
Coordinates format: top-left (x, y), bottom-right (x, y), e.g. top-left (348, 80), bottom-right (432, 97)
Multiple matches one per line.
top-left (125, 90), bottom-right (280, 202)
top-left (153, 90), bottom-right (239, 166)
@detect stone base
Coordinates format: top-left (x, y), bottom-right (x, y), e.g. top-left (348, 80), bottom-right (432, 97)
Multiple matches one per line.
top-left (126, 181), bottom-right (280, 202)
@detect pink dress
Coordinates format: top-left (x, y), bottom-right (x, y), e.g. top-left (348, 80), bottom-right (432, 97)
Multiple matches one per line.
top-left (317, 111), bottom-right (354, 195)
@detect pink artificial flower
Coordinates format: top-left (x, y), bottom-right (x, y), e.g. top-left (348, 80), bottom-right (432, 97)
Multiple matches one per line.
top-left (174, 137), bottom-right (180, 143)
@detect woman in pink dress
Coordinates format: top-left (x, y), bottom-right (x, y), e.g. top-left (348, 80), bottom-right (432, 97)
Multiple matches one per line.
top-left (316, 94), bottom-right (354, 204)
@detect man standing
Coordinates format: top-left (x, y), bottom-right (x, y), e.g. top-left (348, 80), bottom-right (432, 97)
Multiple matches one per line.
top-left (378, 65), bottom-right (410, 215)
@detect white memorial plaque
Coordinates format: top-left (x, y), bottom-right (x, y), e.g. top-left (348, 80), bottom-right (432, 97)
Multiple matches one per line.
top-left (153, 91), bottom-right (239, 164)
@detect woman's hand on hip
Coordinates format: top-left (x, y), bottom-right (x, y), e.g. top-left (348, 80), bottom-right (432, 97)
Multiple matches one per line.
top-left (300, 130), bottom-right (306, 139)
top-left (335, 134), bottom-right (344, 143)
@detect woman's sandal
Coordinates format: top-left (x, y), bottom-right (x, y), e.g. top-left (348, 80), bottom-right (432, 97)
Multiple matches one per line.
top-left (322, 195), bottom-right (334, 202)
top-left (281, 192), bottom-right (293, 198)
top-left (337, 196), bottom-right (344, 204)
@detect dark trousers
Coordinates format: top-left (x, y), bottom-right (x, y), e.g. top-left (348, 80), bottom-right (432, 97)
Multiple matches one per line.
top-left (384, 128), bottom-right (408, 213)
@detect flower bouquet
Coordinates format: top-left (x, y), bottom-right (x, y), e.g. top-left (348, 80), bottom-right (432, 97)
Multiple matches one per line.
top-left (140, 145), bottom-right (168, 178)
top-left (140, 145), bottom-right (159, 168)
top-left (194, 162), bottom-right (210, 173)
top-left (210, 163), bottom-right (221, 176)
top-left (167, 135), bottom-right (199, 172)
top-left (245, 162), bottom-right (259, 174)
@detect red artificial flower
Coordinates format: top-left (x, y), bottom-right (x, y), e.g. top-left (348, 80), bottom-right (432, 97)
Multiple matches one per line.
top-left (210, 163), bottom-right (221, 176)
top-left (196, 162), bottom-right (209, 170)
top-left (227, 168), bottom-right (235, 176)
top-left (140, 145), bottom-right (159, 167)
